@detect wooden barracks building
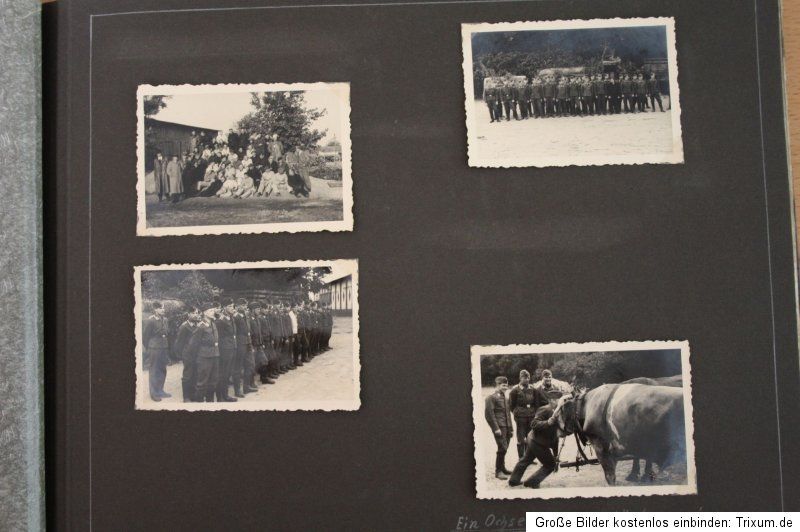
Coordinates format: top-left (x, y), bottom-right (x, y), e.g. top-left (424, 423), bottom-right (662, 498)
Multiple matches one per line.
top-left (317, 273), bottom-right (353, 316)
top-left (144, 117), bottom-right (218, 172)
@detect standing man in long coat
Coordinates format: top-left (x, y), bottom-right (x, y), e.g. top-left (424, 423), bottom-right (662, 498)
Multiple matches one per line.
top-left (215, 298), bottom-right (238, 402)
top-left (165, 155), bottom-right (184, 203)
top-left (188, 308), bottom-right (220, 403)
top-left (153, 152), bottom-right (169, 202)
top-left (174, 306), bottom-right (200, 402)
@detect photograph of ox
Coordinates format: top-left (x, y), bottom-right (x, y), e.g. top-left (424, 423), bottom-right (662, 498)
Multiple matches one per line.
top-left (471, 341), bottom-right (696, 499)
top-left (462, 17), bottom-right (683, 167)
top-left (136, 82), bottom-right (353, 236)
top-left (134, 259), bottom-right (359, 411)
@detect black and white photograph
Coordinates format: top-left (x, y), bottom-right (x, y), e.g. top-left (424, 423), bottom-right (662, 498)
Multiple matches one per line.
top-left (136, 83), bottom-right (353, 236)
top-left (134, 260), bottom-right (359, 411)
top-left (471, 341), bottom-right (696, 499)
top-left (462, 17), bottom-right (683, 167)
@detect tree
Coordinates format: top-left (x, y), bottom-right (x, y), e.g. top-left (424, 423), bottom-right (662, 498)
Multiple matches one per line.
top-left (143, 95), bottom-right (170, 117)
top-left (173, 271), bottom-right (219, 308)
top-left (237, 91), bottom-right (326, 154)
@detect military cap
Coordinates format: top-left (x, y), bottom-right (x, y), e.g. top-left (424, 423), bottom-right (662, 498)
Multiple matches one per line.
top-left (519, 369), bottom-right (530, 379)
top-left (221, 297), bottom-right (234, 307)
top-left (542, 369), bottom-right (553, 377)
top-left (495, 376), bottom-right (508, 385)
top-left (237, 298), bottom-right (248, 306)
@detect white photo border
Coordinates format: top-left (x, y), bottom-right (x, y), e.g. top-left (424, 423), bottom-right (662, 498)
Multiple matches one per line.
top-left (133, 258), bottom-right (360, 411)
top-left (136, 82), bottom-right (354, 236)
top-left (461, 17), bottom-right (684, 168)
top-left (470, 340), bottom-right (697, 499)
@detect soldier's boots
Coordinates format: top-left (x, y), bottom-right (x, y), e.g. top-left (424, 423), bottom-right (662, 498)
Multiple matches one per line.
top-left (205, 391), bottom-right (215, 402)
top-left (234, 384), bottom-right (245, 398)
top-left (517, 444), bottom-right (525, 459)
top-left (182, 383), bottom-right (194, 403)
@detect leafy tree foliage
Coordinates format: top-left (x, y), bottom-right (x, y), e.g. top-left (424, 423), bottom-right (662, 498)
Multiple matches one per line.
top-left (237, 92), bottom-right (326, 154)
top-left (143, 95), bottom-right (170, 117)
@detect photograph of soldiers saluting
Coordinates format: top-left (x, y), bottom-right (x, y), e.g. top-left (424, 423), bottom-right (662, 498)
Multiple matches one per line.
top-left (463, 17), bottom-right (683, 167)
top-left (135, 260), bottom-right (360, 411)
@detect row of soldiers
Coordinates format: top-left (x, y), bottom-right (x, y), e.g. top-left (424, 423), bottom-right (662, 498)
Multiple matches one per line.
top-left (484, 72), bottom-right (665, 122)
top-left (143, 297), bottom-right (334, 402)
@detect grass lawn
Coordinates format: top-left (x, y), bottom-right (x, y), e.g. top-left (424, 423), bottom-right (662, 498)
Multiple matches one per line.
top-left (146, 195), bottom-right (344, 228)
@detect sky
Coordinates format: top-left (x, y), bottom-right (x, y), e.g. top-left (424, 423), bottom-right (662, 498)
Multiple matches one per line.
top-left (151, 88), bottom-right (345, 145)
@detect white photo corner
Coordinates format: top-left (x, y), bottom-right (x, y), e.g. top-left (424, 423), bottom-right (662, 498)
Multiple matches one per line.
top-left (462, 17), bottom-right (684, 168)
top-left (136, 82), bottom-right (353, 236)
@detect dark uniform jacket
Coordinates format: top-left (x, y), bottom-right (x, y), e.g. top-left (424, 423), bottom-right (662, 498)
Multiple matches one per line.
top-left (531, 82), bottom-right (544, 99)
top-left (607, 80), bottom-right (620, 96)
top-left (250, 315), bottom-right (263, 347)
top-left (646, 78), bottom-right (661, 95)
top-left (582, 80), bottom-right (593, 96)
top-left (500, 87), bottom-right (514, 102)
top-left (569, 81), bottom-right (582, 98)
top-left (635, 79), bottom-right (648, 95)
top-left (522, 84), bottom-right (532, 101)
top-left (592, 79), bottom-right (606, 95)
top-left (258, 315), bottom-right (271, 341)
top-left (543, 82), bottom-right (556, 99)
top-left (188, 321), bottom-right (220, 358)
top-left (216, 313), bottom-right (237, 351)
top-left (620, 80), bottom-right (633, 95)
top-left (509, 384), bottom-right (548, 418)
top-left (484, 390), bottom-right (513, 432)
top-left (556, 83), bottom-right (569, 99)
top-left (529, 404), bottom-right (559, 450)
top-left (233, 312), bottom-right (252, 349)
top-left (174, 320), bottom-right (197, 361)
top-left (143, 314), bottom-right (169, 350)
top-left (484, 87), bottom-right (498, 103)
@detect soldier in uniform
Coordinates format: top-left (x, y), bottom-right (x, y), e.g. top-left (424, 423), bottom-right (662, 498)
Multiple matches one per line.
top-left (214, 298), bottom-right (238, 402)
top-left (507, 402), bottom-right (561, 489)
top-left (500, 83), bottom-right (518, 121)
top-left (508, 370), bottom-right (549, 459)
top-left (232, 298), bottom-right (257, 397)
top-left (143, 301), bottom-right (171, 402)
top-left (620, 74), bottom-right (633, 113)
top-left (533, 369), bottom-right (573, 407)
top-left (593, 74), bottom-right (607, 115)
top-left (556, 77), bottom-right (570, 116)
top-left (581, 75), bottom-right (594, 115)
top-left (174, 306), bottom-right (200, 402)
top-left (522, 80), bottom-right (533, 119)
top-left (569, 76), bottom-right (582, 116)
top-left (542, 76), bottom-right (556, 117)
top-left (484, 85), bottom-right (499, 123)
top-left (635, 73), bottom-right (648, 112)
top-left (484, 376), bottom-right (513, 480)
top-left (531, 77), bottom-right (544, 118)
top-left (258, 302), bottom-right (279, 382)
top-left (606, 74), bottom-right (621, 114)
top-left (287, 302), bottom-right (300, 369)
top-left (647, 73), bottom-right (665, 112)
top-left (250, 302), bottom-right (273, 385)
top-left (188, 307), bottom-right (220, 403)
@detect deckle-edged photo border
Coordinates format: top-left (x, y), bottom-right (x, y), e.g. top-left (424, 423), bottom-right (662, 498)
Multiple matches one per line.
top-left (135, 82), bottom-right (354, 236)
top-left (133, 259), bottom-right (360, 411)
top-left (461, 17), bottom-right (684, 168)
top-left (470, 340), bottom-right (697, 499)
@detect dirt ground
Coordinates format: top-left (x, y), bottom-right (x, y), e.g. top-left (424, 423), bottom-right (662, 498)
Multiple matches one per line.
top-left (145, 176), bottom-right (344, 228)
top-left (469, 96), bottom-right (679, 166)
top-left (141, 316), bottom-right (357, 406)
top-left (478, 386), bottom-right (688, 493)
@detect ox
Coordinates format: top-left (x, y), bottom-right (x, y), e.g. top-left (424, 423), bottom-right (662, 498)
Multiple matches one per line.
top-left (621, 375), bottom-right (682, 481)
top-left (555, 383), bottom-right (686, 486)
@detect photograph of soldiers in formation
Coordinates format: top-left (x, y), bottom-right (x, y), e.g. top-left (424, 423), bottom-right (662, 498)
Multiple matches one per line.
top-left (134, 260), bottom-right (359, 411)
top-left (137, 83), bottom-right (353, 236)
top-left (471, 341), bottom-right (696, 499)
top-left (462, 17), bottom-right (683, 167)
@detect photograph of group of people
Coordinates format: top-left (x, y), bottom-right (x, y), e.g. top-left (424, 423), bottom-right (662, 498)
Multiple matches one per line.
top-left (137, 82), bottom-right (352, 236)
top-left (472, 342), bottom-right (696, 499)
top-left (463, 17), bottom-right (683, 167)
top-left (484, 71), bottom-right (665, 123)
top-left (135, 261), bottom-right (360, 411)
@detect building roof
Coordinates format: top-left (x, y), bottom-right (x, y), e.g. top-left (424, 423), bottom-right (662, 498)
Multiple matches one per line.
top-left (323, 273), bottom-right (352, 285)
top-left (145, 117), bottom-right (220, 133)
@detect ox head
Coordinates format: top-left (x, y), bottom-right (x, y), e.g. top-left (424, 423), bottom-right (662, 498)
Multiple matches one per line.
top-left (553, 389), bottom-right (586, 437)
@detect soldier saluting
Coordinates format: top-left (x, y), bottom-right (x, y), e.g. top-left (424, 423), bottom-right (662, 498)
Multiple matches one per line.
top-left (174, 306), bottom-right (200, 402)
top-left (143, 301), bottom-right (171, 402)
